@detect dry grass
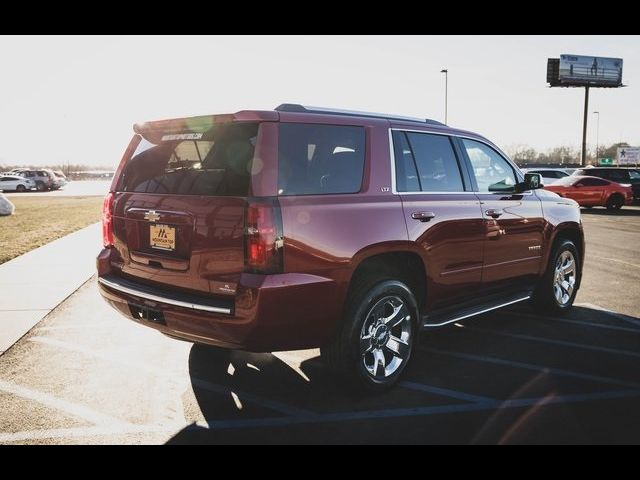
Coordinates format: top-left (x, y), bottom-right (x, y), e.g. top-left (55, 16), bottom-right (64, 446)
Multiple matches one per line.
top-left (0, 196), bottom-right (103, 264)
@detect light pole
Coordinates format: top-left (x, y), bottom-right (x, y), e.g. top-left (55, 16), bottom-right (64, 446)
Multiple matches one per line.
top-left (593, 111), bottom-right (600, 162)
top-left (440, 69), bottom-right (448, 124)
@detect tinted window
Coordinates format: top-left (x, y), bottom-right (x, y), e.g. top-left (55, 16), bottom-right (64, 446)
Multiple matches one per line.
top-left (392, 131), bottom-right (420, 192)
top-left (462, 139), bottom-right (516, 192)
top-left (531, 170), bottom-right (564, 178)
top-left (118, 123), bottom-right (258, 196)
top-left (629, 170), bottom-right (640, 181)
top-left (278, 124), bottom-right (365, 195)
top-left (578, 178), bottom-right (609, 186)
top-left (403, 133), bottom-right (464, 192)
top-left (608, 170), bottom-right (628, 182)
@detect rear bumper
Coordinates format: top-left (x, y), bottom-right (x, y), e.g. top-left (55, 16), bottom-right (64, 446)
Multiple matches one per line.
top-left (97, 251), bottom-right (342, 352)
top-left (98, 275), bottom-right (233, 315)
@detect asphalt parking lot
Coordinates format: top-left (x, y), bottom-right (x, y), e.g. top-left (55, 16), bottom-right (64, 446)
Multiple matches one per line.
top-left (1, 205), bottom-right (639, 444)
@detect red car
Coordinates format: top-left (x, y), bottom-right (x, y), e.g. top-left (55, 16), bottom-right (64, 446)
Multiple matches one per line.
top-left (98, 104), bottom-right (584, 391)
top-left (544, 175), bottom-right (633, 210)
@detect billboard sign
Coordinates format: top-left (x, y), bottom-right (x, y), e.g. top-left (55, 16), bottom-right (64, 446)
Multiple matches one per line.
top-left (617, 147), bottom-right (640, 165)
top-left (558, 54), bottom-right (623, 87)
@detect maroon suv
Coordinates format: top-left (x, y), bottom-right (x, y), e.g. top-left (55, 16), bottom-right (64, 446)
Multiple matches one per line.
top-left (98, 104), bottom-right (584, 391)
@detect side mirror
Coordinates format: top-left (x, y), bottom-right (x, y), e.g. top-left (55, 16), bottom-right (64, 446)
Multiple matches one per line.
top-left (517, 172), bottom-right (543, 192)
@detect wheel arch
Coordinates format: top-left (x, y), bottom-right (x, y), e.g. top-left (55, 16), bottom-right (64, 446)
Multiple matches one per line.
top-left (348, 244), bottom-right (428, 314)
top-left (546, 223), bottom-right (585, 288)
top-left (606, 191), bottom-right (625, 204)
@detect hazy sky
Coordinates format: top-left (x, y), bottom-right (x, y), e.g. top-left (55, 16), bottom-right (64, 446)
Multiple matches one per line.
top-left (1, 35), bottom-right (638, 167)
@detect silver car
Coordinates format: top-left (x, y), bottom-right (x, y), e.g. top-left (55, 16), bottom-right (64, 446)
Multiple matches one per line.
top-left (0, 175), bottom-right (35, 192)
top-left (521, 168), bottom-right (571, 185)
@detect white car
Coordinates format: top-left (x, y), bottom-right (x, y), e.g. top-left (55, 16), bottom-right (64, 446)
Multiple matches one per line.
top-left (0, 175), bottom-right (35, 192)
top-left (521, 168), bottom-right (571, 185)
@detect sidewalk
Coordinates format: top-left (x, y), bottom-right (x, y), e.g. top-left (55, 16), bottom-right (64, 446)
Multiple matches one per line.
top-left (0, 223), bottom-right (101, 354)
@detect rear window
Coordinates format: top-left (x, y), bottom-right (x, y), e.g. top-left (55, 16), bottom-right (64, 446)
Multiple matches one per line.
top-left (118, 123), bottom-right (259, 196)
top-left (533, 170), bottom-right (568, 178)
top-left (278, 123), bottom-right (365, 195)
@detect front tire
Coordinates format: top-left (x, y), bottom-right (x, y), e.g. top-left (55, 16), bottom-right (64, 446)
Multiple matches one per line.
top-left (16, 184), bottom-right (26, 192)
top-left (35, 181), bottom-right (46, 192)
top-left (531, 239), bottom-right (579, 316)
top-left (321, 277), bottom-right (418, 393)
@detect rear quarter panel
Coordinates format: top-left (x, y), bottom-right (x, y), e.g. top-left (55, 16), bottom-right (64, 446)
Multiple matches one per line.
top-left (278, 121), bottom-right (408, 337)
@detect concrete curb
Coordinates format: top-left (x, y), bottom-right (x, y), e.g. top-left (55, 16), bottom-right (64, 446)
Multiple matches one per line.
top-left (0, 222), bottom-right (101, 354)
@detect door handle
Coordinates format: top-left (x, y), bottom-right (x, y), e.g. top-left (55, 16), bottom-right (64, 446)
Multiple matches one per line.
top-left (411, 211), bottom-right (436, 222)
top-left (485, 209), bottom-right (503, 218)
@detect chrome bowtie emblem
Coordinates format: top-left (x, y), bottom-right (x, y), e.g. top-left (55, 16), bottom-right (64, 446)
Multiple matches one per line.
top-left (144, 210), bottom-right (161, 222)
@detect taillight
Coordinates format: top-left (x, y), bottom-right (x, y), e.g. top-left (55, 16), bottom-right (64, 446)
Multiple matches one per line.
top-left (245, 199), bottom-right (283, 273)
top-left (102, 192), bottom-right (114, 248)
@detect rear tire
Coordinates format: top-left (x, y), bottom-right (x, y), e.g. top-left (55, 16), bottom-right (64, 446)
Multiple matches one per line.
top-left (321, 276), bottom-right (418, 393)
top-left (606, 194), bottom-right (624, 210)
top-left (36, 181), bottom-right (46, 192)
top-left (531, 239), bottom-right (579, 316)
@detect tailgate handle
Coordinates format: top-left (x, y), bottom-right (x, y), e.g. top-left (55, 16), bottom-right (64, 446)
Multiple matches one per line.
top-left (411, 211), bottom-right (436, 222)
top-left (485, 209), bottom-right (503, 218)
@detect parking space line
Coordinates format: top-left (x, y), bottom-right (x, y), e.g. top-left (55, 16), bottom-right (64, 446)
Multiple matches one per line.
top-left (422, 347), bottom-right (640, 389)
top-left (6, 388), bottom-right (639, 442)
top-left (588, 255), bottom-right (640, 270)
top-left (398, 381), bottom-right (497, 404)
top-left (36, 325), bottom-right (112, 331)
top-left (0, 379), bottom-right (129, 427)
top-left (28, 336), bottom-right (180, 379)
top-left (575, 303), bottom-right (640, 328)
top-left (28, 336), bottom-right (317, 419)
top-left (495, 310), bottom-right (640, 333)
top-left (463, 326), bottom-right (640, 359)
top-left (191, 377), bottom-right (317, 418)
top-left (0, 424), bottom-right (177, 443)
top-left (552, 318), bottom-right (640, 334)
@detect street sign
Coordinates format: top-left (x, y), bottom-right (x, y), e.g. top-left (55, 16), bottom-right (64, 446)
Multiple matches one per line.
top-left (598, 158), bottom-right (614, 166)
top-left (617, 147), bottom-right (640, 165)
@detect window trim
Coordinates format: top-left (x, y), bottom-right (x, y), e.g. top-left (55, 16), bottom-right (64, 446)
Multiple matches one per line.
top-left (389, 128), bottom-right (524, 195)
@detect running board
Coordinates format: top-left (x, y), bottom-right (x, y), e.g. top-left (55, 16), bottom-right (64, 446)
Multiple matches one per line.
top-left (422, 293), bottom-right (531, 328)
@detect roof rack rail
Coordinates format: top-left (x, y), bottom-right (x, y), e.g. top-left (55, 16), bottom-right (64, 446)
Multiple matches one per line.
top-left (275, 104), bottom-right (445, 126)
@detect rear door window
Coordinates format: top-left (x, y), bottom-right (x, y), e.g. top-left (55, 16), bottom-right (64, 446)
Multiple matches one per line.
top-left (405, 132), bottom-right (465, 192)
top-left (118, 123), bottom-right (259, 196)
top-left (278, 123), bottom-right (365, 195)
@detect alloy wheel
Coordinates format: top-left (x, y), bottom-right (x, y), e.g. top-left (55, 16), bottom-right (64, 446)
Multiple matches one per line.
top-left (553, 250), bottom-right (576, 306)
top-left (359, 295), bottom-right (412, 380)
